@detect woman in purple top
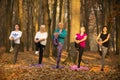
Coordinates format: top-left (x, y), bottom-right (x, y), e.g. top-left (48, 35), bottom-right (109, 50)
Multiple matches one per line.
top-left (75, 27), bottom-right (87, 68)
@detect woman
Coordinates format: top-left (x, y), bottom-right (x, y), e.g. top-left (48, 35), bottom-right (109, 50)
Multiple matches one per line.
top-left (53, 23), bottom-right (67, 68)
top-left (9, 24), bottom-right (22, 64)
top-left (96, 26), bottom-right (110, 71)
top-left (34, 25), bottom-right (48, 64)
top-left (75, 27), bottom-right (87, 68)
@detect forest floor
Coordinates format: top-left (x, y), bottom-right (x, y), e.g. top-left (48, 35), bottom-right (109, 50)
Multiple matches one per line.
top-left (0, 47), bottom-right (120, 80)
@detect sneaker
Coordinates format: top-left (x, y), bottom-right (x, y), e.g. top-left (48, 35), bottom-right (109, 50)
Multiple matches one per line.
top-left (35, 51), bottom-right (39, 55)
top-left (9, 47), bottom-right (14, 52)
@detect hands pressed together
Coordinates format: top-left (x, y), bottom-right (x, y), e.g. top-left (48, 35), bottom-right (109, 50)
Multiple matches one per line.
top-left (54, 32), bottom-right (59, 37)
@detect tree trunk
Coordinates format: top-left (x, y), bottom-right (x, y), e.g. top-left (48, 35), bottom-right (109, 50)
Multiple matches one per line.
top-left (70, 0), bottom-right (80, 42)
top-left (84, 0), bottom-right (90, 50)
top-left (38, 0), bottom-right (43, 27)
top-left (116, 16), bottom-right (120, 55)
top-left (66, 0), bottom-right (71, 52)
top-left (0, 0), bottom-right (8, 47)
top-left (59, 0), bottom-right (63, 22)
top-left (22, 0), bottom-right (29, 51)
top-left (42, 0), bottom-right (51, 57)
top-left (51, 0), bottom-right (58, 57)
top-left (28, 0), bottom-right (33, 51)
top-left (5, 0), bottom-right (15, 52)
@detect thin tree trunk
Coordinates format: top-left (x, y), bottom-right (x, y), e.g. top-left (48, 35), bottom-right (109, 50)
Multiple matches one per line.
top-left (28, 0), bottom-right (33, 51)
top-left (92, 0), bottom-right (99, 34)
top-left (84, 0), bottom-right (90, 50)
top-left (52, 0), bottom-right (58, 57)
top-left (99, 0), bottom-right (105, 26)
top-left (116, 16), bottom-right (119, 55)
top-left (42, 0), bottom-right (51, 57)
top-left (22, 0), bottom-right (29, 51)
top-left (38, 0), bottom-right (43, 27)
top-left (66, 0), bottom-right (71, 52)
top-left (0, 0), bottom-right (8, 47)
top-left (5, 0), bottom-right (15, 52)
top-left (59, 0), bottom-right (63, 22)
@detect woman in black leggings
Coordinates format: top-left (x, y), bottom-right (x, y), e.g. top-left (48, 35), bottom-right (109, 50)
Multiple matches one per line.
top-left (75, 27), bottom-right (87, 68)
top-left (34, 25), bottom-right (48, 64)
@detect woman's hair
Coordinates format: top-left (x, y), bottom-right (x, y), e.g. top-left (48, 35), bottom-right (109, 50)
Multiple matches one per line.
top-left (14, 24), bottom-right (20, 30)
top-left (102, 26), bottom-right (108, 33)
top-left (81, 26), bottom-right (85, 29)
top-left (15, 24), bottom-right (20, 27)
top-left (80, 27), bottom-right (86, 33)
top-left (58, 22), bottom-right (63, 27)
top-left (40, 25), bottom-right (46, 32)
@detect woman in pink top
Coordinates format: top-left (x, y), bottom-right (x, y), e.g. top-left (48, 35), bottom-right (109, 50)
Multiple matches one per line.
top-left (75, 27), bottom-right (87, 68)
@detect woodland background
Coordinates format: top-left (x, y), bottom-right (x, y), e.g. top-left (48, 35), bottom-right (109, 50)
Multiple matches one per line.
top-left (0, 0), bottom-right (120, 54)
top-left (0, 0), bottom-right (120, 79)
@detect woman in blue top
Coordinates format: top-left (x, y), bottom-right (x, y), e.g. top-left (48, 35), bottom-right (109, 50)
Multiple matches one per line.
top-left (53, 23), bottom-right (67, 68)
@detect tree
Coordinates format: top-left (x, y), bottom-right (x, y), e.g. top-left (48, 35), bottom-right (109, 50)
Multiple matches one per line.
top-left (0, 0), bottom-right (119, 58)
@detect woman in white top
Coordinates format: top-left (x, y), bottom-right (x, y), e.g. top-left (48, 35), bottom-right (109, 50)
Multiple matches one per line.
top-left (34, 25), bottom-right (48, 64)
top-left (9, 24), bottom-right (22, 64)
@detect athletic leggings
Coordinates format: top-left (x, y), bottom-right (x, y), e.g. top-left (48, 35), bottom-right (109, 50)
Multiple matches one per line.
top-left (78, 46), bottom-right (84, 68)
top-left (35, 42), bottom-right (45, 64)
top-left (56, 42), bottom-right (63, 67)
top-left (101, 46), bottom-right (108, 69)
top-left (13, 44), bottom-right (20, 64)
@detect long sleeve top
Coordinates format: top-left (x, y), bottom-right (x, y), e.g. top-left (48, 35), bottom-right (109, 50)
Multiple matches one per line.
top-left (35, 31), bottom-right (48, 45)
top-left (9, 31), bottom-right (22, 44)
top-left (54, 28), bottom-right (67, 44)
